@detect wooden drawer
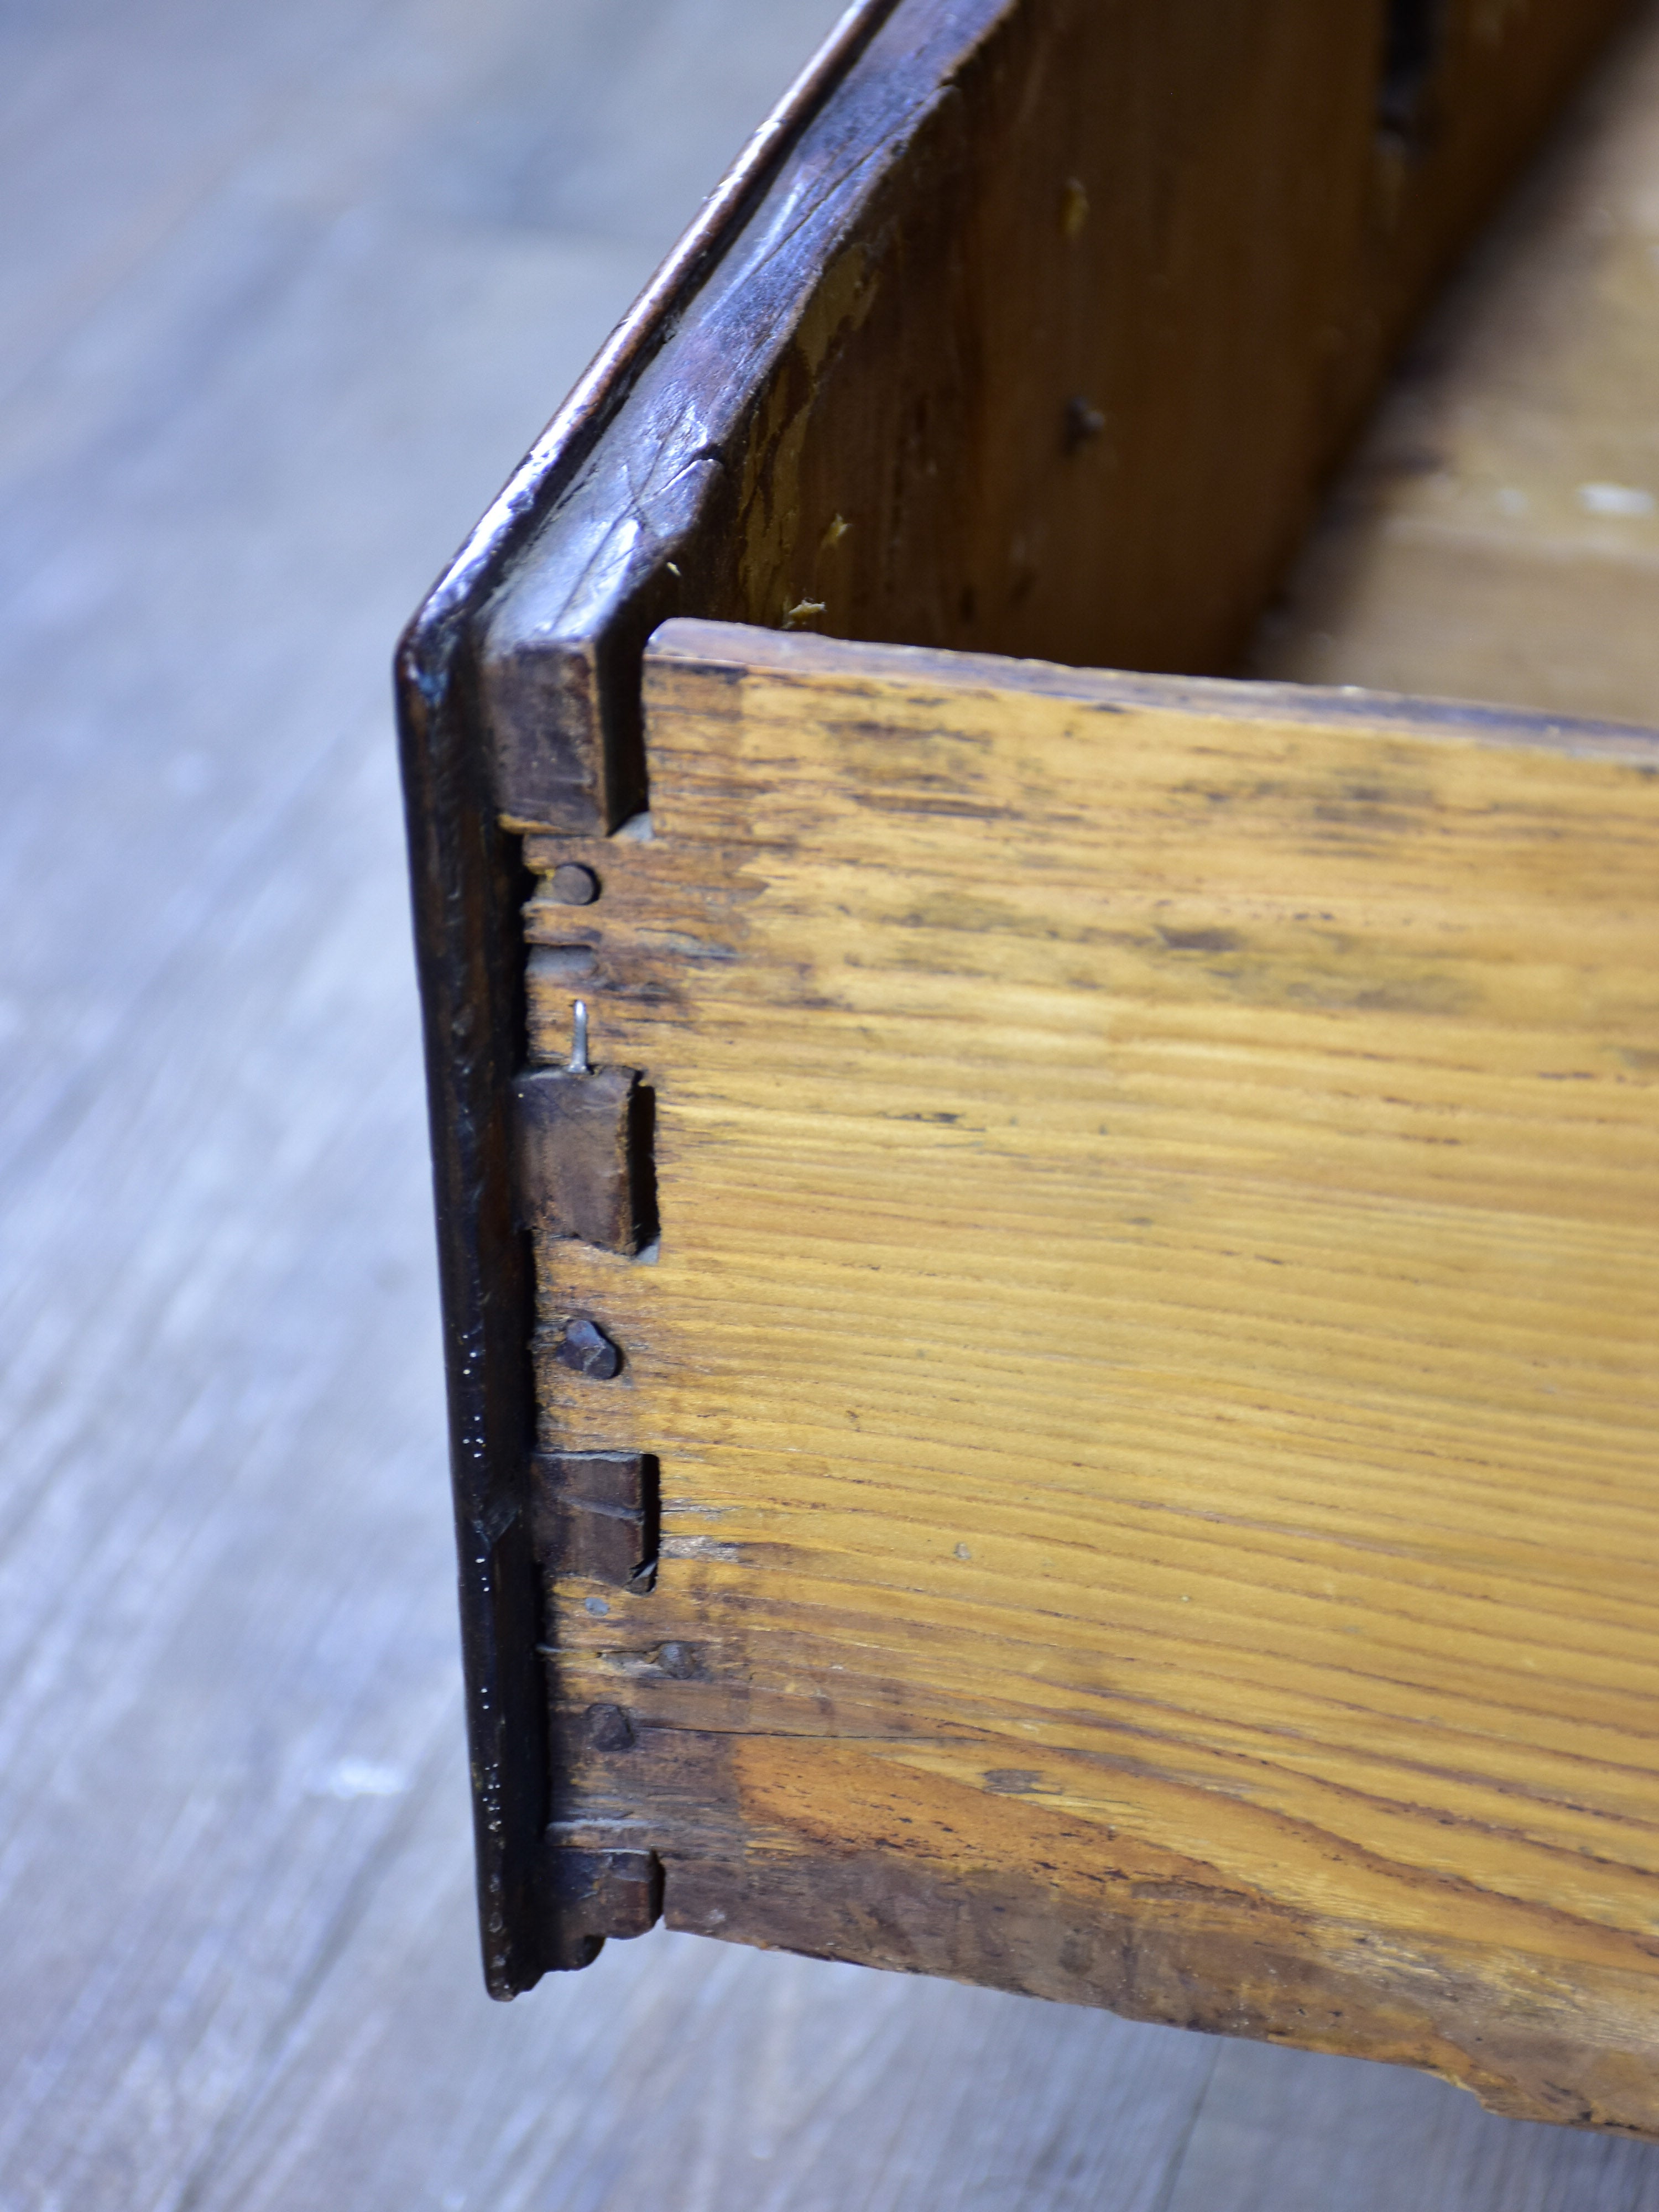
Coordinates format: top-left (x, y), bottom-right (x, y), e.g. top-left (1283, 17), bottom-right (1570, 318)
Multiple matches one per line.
top-left (397, 0), bottom-right (1658, 2133)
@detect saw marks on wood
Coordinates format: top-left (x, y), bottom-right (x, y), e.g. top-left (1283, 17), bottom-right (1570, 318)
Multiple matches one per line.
top-left (524, 619), bottom-right (1659, 2130)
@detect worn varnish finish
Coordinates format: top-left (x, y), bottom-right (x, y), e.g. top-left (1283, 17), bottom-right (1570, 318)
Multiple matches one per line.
top-left (517, 619), bottom-right (1659, 2131)
top-left (479, 0), bottom-right (1635, 834)
top-left (397, 0), bottom-right (901, 1996)
top-left (32, 0), bottom-right (1659, 2198)
top-left (402, 0), bottom-right (1640, 2001)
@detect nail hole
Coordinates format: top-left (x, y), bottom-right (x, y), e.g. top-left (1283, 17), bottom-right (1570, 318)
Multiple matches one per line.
top-left (551, 862), bottom-right (600, 906)
top-left (585, 1703), bottom-right (635, 1752)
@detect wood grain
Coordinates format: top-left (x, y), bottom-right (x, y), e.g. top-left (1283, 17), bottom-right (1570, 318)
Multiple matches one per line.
top-left (1253, 0), bottom-right (1659, 727)
top-left (522, 617), bottom-right (1659, 2131)
top-left (13, 0), bottom-right (1659, 2200)
top-left (478, 0), bottom-right (1634, 834)
top-left (414, 0), bottom-right (1636, 1994)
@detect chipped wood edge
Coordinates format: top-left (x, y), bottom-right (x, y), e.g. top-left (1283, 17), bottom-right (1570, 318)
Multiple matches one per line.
top-left (394, 2), bottom-right (901, 1996)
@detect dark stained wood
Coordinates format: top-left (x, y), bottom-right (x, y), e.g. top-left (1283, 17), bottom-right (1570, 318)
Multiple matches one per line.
top-left (440, 0), bottom-right (905, 832)
top-left (402, 0), bottom-right (1644, 2004)
top-left (531, 1450), bottom-right (660, 1589)
top-left (18, 0), bottom-right (1659, 2190)
top-left (398, 587), bottom-right (552, 2000)
top-left (476, 0), bottom-right (1637, 836)
top-left (514, 1062), bottom-right (656, 1255)
top-left (539, 1846), bottom-right (662, 1965)
top-left (397, 0), bottom-right (902, 1994)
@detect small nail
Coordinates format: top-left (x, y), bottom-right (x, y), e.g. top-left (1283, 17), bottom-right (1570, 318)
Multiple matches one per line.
top-left (556, 1317), bottom-right (622, 1380)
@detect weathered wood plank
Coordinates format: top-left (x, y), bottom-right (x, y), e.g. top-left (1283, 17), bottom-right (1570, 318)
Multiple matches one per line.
top-left (411, 0), bottom-right (1637, 1989)
top-left (520, 615), bottom-right (1659, 2129)
top-left (9, 0), bottom-right (1659, 2201)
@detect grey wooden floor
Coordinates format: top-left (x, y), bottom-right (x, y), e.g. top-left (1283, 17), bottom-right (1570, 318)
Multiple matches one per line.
top-left (4, 4), bottom-right (1659, 2206)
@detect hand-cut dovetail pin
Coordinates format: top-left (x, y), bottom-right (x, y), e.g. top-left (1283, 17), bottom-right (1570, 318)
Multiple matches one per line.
top-left (512, 1002), bottom-right (658, 1255)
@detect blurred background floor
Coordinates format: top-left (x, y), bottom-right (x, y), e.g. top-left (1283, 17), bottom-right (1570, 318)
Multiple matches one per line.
top-left (4, 4), bottom-right (1659, 2208)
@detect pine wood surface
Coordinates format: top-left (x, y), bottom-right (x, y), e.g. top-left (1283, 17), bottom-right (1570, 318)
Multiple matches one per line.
top-left (12, 0), bottom-right (1659, 2202)
top-left (436, 0), bottom-right (1636, 1997)
top-left (524, 620), bottom-right (1659, 2129)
